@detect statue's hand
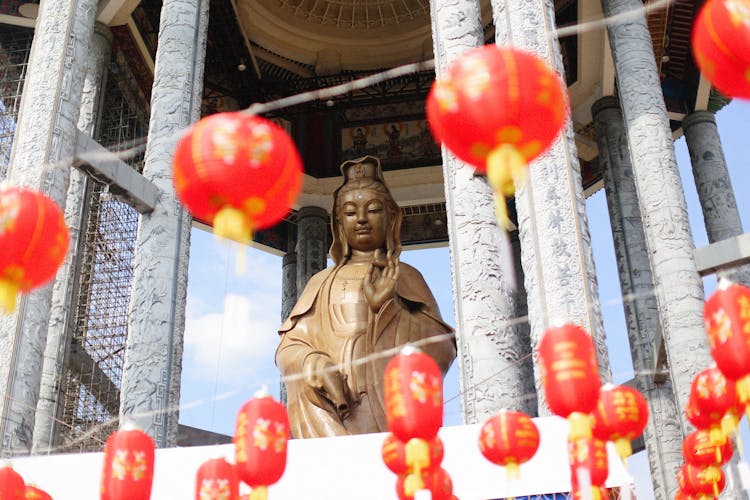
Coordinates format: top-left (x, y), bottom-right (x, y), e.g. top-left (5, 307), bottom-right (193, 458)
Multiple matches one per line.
top-left (363, 249), bottom-right (400, 312)
top-left (303, 353), bottom-right (351, 421)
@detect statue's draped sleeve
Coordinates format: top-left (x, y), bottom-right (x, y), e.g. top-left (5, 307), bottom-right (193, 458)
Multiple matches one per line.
top-left (276, 263), bottom-right (456, 438)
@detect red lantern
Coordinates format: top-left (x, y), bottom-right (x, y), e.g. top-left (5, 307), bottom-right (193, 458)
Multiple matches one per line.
top-left (195, 457), bottom-right (239, 500)
top-left (572, 487), bottom-right (609, 500)
top-left (396, 467), bottom-right (453, 500)
top-left (0, 185), bottom-right (69, 313)
top-left (234, 391), bottom-right (289, 500)
top-left (677, 463), bottom-right (726, 497)
top-left (172, 112), bottom-right (303, 244)
top-left (478, 409), bottom-right (540, 478)
top-left (382, 434), bottom-right (444, 475)
top-left (591, 384), bottom-right (649, 460)
top-left (100, 426), bottom-right (155, 500)
top-left (0, 465), bottom-right (25, 500)
top-left (687, 366), bottom-right (736, 445)
top-left (426, 45), bottom-right (567, 227)
top-left (384, 347), bottom-right (444, 493)
top-left (24, 485), bottom-right (52, 500)
top-left (683, 429), bottom-right (734, 467)
top-left (569, 437), bottom-right (609, 498)
top-left (538, 324), bottom-right (602, 440)
top-left (704, 281), bottom-right (750, 419)
top-left (692, 0), bottom-right (750, 99)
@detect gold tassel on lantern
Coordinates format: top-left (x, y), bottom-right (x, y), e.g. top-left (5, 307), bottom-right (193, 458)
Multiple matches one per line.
top-left (486, 144), bottom-right (527, 230)
top-left (213, 207), bottom-right (253, 245)
top-left (0, 278), bottom-right (18, 314)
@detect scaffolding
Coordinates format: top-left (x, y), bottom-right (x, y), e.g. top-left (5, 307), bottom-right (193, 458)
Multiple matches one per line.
top-left (0, 25), bottom-right (32, 180)
top-left (57, 53), bottom-right (149, 452)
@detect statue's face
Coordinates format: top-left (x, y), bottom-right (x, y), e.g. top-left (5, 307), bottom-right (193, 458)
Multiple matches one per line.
top-left (338, 189), bottom-right (388, 253)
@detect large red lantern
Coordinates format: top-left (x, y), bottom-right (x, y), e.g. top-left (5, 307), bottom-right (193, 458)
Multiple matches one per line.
top-left (704, 281), bottom-right (750, 418)
top-left (24, 485), bottom-right (52, 500)
top-left (478, 409), bottom-right (540, 478)
top-left (538, 324), bottom-right (602, 440)
top-left (426, 44), bottom-right (567, 228)
top-left (683, 429), bottom-right (734, 467)
top-left (568, 438), bottom-right (609, 500)
top-left (677, 463), bottom-right (726, 497)
top-left (195, 457), bottom-right (239, 500)
top-left (234, 391), bottom-right (289, 500)
top-left (396, 467), bottom-right (453, 500)
top-left (172, 112), bottom-right (303, 244)
top-left (384, 346), bottom-right (444, 493)
top-left (591, 384), bottom-right (649, 460)
top-left (692, 0), bottom-right (750, 99)
top-left (0, 465), bottom-right (25, 500)
top-left (0, 185), bottom-right (69, 313)
top-left (382, 434), bottom-right (444, 475)
top-left (100, 426), bottom-right (155, 500)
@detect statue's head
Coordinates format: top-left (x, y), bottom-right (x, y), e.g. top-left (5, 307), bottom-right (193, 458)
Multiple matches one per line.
top-left (330, 156), bottom-right (402, 265)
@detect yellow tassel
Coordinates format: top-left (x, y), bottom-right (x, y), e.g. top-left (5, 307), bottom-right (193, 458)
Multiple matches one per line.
top-left (614, 438), bottom-right (633, 461)
top-left (568, 412), bottom-right (593, 441)
top-left (405, 438), bottom-right (430, 474)
top-left (487, 144), bottom-right (527, 230)
top-left (213, 207), bottom-right (253, 245)
top-left (505, 461), bottom-right (520, 480)
top-left (0, 278), bottom-right (19, 314)
top-left (708, 425), bottom-right (726, 447)
top-left (737, 376), bottom-right (750, 419)
top-left (721, 412), bottom-right (739, 438)
top-left (404, 473), bottom-right (425, 498)
top-left (249, 486), bottom-right (268, 500)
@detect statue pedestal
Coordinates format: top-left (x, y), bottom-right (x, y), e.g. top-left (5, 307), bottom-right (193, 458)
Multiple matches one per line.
top-left (11, 418), bottom-right (633, 498)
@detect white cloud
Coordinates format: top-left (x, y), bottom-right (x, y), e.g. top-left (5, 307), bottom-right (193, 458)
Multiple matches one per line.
top-left (184, 291), bottom-right (281, 384)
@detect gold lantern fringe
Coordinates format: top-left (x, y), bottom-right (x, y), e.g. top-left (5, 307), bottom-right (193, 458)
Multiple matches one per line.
top-left (487, 144), bottom-right (527, 230)
top-left (213, 207), bottom-right (253, 245)
top-left (0, 278), bottom-right (18, 314)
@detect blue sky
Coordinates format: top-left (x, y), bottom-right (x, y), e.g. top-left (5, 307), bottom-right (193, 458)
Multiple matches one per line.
top-left (178, 99), bottom-right (749, 498)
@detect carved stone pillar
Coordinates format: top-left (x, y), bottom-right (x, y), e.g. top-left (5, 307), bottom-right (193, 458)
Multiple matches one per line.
top-left (491, 0), bottom-right (611, 415)
top-left (593, 96), bottom-right (682, 499)
top-left (296, 206), bottom-right (328, 293)
top-left (0, 0), bottom-right (97, 456)
top-left (279, 251), bottom-right (297, 405)
top-left (601, 0), bottom-right (712, 434)
top-left (683, 111), bottom-right (750, 286)
top-left (429, 0), bottom-right (535, 421)
top-left (32, 22), bottom-right (113, 454)
top-left (120, 0), bottom-right (209, 447)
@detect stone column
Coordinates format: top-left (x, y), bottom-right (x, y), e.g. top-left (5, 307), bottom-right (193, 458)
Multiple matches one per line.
top-left (279, 251), bottom-right (297, 405)
top-left (32, 22), bottom-right (113, 454)
top-left (429, 0), bottom-right (535, 420)
top-left (491, 0), bottom-right (611, 415)
top-left (0, 0), bottom-right (97, 456)
top-left (683, 111), bottom-right (750, 286)
top-left (119, 0), bottom-right (209, 447)
top-left (295, 207), bottom-right (328, 294)
top-left (601, 0), bottom-right (712, 433)
top-left (593, 96), bottom-right (682, 499)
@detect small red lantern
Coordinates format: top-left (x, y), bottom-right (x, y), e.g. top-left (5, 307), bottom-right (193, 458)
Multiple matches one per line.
top-left (0, 465), bottom-right (25, 500)
top-left (683, 429), bottom-right (734, 467)
top-left (195, 457), bottom-right (239, 500)
top-left (569, 438), bottom-right (609, 500)
top-left (692, 0), bottom-right (750, 99)
top-left (100, 426), bottom-right (155, 500)
top-left (677, 463), bottom-right (726, 497)
top-left (538, 324), bottom-right (602, 440)
top-left (687, 366), bottom-right (736, 445)
top-left (426, 44), bottom-right (567, 228)
top-left (591, 384), bottom-right (649, 460)
top-left (234, 390), bottom-right (289, 500)
top-left (24, 485), bottom-right (52, 500)
top-left (172, 112), bottom-right (303, 244)
top-left (478, 409), bottom-right (540, 478)
top-left (382, 434), bottom-right (444, 475)
top-left (0, 185), bottom-right (69, 313)
top-left (384, 346), bottom-right (444, 493)
top-left (704, 281), bottom-right (750, 419)
top-left (396, 467), bottom-right (453, 500)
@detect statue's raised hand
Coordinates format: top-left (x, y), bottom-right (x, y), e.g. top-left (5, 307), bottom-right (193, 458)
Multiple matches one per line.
top-left (364, 249), bottom-right (399, 312)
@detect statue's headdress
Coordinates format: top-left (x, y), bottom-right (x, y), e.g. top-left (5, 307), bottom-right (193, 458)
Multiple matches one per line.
top-left (330, 156), bottom-right (402, 264)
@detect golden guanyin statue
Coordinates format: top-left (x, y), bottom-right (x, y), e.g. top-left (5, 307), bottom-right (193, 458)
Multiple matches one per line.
top-left (276, 156), bottom-right (456, 438)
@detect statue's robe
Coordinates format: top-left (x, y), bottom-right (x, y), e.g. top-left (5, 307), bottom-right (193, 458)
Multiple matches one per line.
top-left (277, 262), bottom-right (455, 438)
